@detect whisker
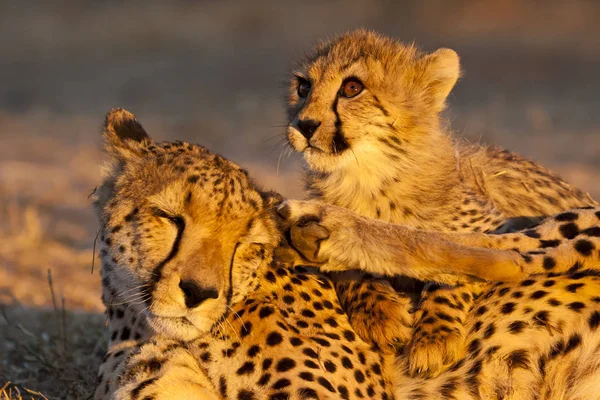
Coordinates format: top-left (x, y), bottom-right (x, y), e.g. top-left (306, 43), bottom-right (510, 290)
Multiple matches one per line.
top-left (269, 137), bottom-right (289, 156)
top-left (261, 133), bottom-right (286, 144)
top-left (222, 316), bottom-right (241, 342)
top-left (277, 148), bottom-right (286, 176)
top-left (350, 147), bottom-right (360, 166)
top-left (226, 305), bottom-right (244, 326)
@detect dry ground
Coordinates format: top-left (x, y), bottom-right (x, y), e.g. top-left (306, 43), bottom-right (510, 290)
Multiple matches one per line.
top-left (1, 1), bottom-right (599, 398)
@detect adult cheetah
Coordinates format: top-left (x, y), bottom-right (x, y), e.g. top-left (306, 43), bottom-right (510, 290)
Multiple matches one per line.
top-left (284, 29), bottom-right (597, 376)
top-left (95, 109), bottom-right (600, 400)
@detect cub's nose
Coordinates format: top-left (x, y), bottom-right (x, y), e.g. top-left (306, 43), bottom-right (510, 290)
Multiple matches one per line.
top-left (295, 119), bottom-right (321, 140)
top-left (179, 280), bottom-right (219, 308)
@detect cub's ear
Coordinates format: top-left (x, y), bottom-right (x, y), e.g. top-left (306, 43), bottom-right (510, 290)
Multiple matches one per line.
top-left (102, 108), bottom-right (151, 161)
top-left (421, 48), bottom-right (460, 112)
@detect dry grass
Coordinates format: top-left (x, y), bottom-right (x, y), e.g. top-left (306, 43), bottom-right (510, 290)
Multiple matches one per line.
top-left (1, 271), bottom-right (105, 400)
top-left (1, 1), bottom-right (599, 398)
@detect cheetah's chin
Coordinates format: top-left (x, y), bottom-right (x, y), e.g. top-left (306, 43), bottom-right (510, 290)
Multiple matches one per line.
top-left (146, 312), bottom-right (217, 341)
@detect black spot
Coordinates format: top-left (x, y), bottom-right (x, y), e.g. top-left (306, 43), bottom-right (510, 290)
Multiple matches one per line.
top-left (266, 331), bottom-right (283, 346)
top-left (588, 310), bottom-right (600, 330)
top-left (301, 309), bottom-right (316, 318)
top-left (354, 369), bottom-right (366, 383)
top-left (269, 392), bottom-right (290, 400)
top-left (501, 302), bottom-right (516, 314)
top-left (555, 212), bottom-right (579, 222)
top-left (343, 330), bottom-right (356, 341)
top-left (290, 337), bottom-right (303, 347)
top-left (508, 321), bottom-right (527, 334)
top-left (324, 360), bottom-right (337, 373)
top-left (574, 239), bottom-right (595, 256)
top-left (265, 271), bottom-right (277, 283)
top-left (520, 279), bottom-right (536, 287)
top-left (564, 334), bottom-right (582, 354)
top-left (317, 377), bottom-right (336, 392)
top-left (120, 327), bottom-right (131, 340)
top-left (219, 376), bottom-right (228, 397)
top-left (543, 257), bottom-right (556, 270)
top-left (559, 222), bottom-right (579, 239)
top-left (475, 305), bottom-right (487, 316)
top-left (188, 175), bottom-right (200, 184)
top-left (512, 291), bottom-right (524, 299)
top-left (238, 389), bottom-right (257, 400)
top-left (247, 345), bottom-right (261, 358)
top-left (483, 323), bottom-right (495, 339)
top-left (372, 363), bottom-right (382, 375)
top-left (236, 361), bottom-right (255, 375)
top-left (259, 307), bottom-right (275, 319)
top-left (241, 321), bottom-right (252, 337)
top-left (311, 337), bottom-right (331, 347)
top-left (258, 373), bottom-right (271, 386)
top-left (300, 292), bottom-right (311, 301)
top-left (524, 229), bottom-right (541, 238)
top-left (539, 239), bottom-right (561, 248)
top-left (582, 227), bottom-right (600, 237)
top-left (324, 317), bottom-right (338, 327)
top-left (272, 378), bottom-right (291, 390)
top-left (282, 295), bottom-right (295, 305)
top-left (276, 357), bottom-right (296, 372)
top-left (263, 358), bottom-right (273, 370)
top-left (440, 379), bottom-right (458, 398)
top-left (566, 283), bottom-right (585, 293)
top-left (543, 280), bottom-right (556, 287)
top-left (568, 302), bottom-right (585, 312)
top-left (358, 352), bottom-right (366, 365)
top-left (547, 298), bottom-right (562, 306)
top-left (533, 310), bottom-right (550, 326)
top-left (530, 290), bottom-right (548, 300)
top-left (338, 385), bottom-right (350, 399)
top-left (298, 388), bottom-right (319, 399)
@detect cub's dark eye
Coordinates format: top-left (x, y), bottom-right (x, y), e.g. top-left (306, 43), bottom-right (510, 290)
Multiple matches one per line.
top-left (297, 78), bottom-right (311, 98)
top-left (340, 78), bottom-right (364, 98)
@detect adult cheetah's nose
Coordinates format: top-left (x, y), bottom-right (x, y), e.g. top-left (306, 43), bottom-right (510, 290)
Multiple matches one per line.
top-left (295, 119), bottom-right (321, 140)
top-left (179, 279), bottom-right (219, 308)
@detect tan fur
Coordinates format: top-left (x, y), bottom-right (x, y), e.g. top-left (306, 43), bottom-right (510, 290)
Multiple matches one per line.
top-left (94, 109), bottom-right (600, 400)
top-left (284, 29), bottom-right (597, 376)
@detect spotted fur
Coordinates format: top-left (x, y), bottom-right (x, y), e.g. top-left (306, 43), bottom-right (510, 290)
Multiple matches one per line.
top-left (284, 29), bottom-right (597, 376)
top-left (95, 109), bottom-right (600, 400)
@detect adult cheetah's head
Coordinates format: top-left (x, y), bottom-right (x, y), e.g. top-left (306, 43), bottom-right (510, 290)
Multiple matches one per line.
top-left (94, 108), bottom-right (282, 340)
top-left (285, 29), bottom-right (460, 173)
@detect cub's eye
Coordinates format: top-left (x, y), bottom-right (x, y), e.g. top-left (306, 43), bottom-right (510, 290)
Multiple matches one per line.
top-left (297, 78), bottom-right (311, 98)
top-left (340, 78), bottom-right (364, 98)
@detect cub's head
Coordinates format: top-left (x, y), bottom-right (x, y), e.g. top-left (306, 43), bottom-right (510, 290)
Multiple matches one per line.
top-left (94, 109), bottom-right (281, 340)
top-left (286, 29), bottom-right (460, 172)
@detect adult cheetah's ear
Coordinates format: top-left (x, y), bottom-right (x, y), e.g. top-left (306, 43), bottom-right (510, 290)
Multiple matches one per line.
top-left (421, 48), bottom-right (461, 112)
top-left (261, 190), bottom-right (285, 210)
top-left (102, 108), bottom-right (151, 161)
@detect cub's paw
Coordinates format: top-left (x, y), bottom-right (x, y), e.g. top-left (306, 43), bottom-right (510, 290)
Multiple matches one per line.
top-left (342, 279), bottom-right (413, 352)
top-left (277, 200), bottom-right (337, 264)
top-left (408, 324), bottom-right (466, 378)
top-left (277, 200), bottom-right (363, 270)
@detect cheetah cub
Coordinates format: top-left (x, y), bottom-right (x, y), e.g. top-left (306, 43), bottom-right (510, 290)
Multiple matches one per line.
top-left (283, 29), bottom-right (597, 376)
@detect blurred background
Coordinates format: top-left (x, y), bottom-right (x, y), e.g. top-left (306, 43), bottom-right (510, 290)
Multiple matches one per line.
top-left (0, 0), bottom-right (599, 396)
